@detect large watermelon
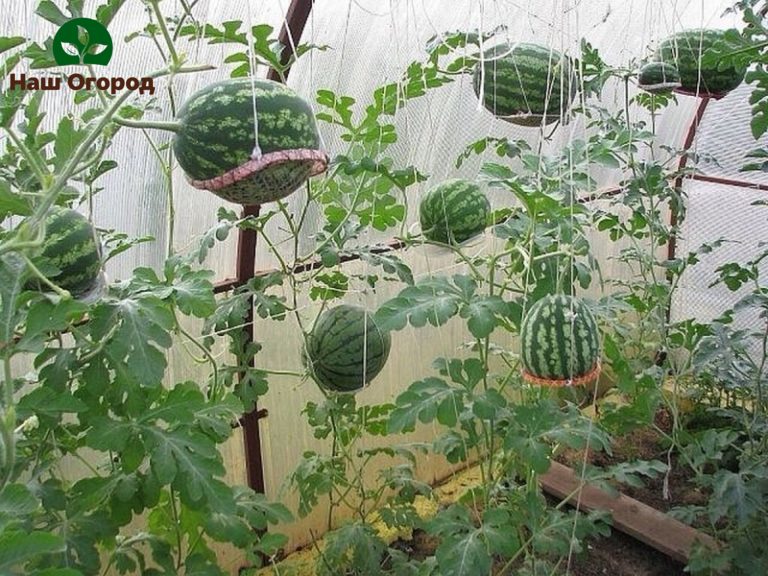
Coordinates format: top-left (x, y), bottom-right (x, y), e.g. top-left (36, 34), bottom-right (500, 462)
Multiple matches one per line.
top-left (173, 78), bottom-right (327, 205)
top-left (473, 42), bottom-right (577, 126)
top-left (302, 304), bottom-right (391, 393)
top-left (419, 179), bottom-right (490, 245)
top-left (519, 294), bottom-right (600, 386)
top-left (27, 208), bottom-right (103, 297)
top-left (655, 29), bottom-right (746, 97)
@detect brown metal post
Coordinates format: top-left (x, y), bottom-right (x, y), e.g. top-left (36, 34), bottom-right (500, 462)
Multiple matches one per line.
top-left (668, 97), bottom-right (711, 264)
top-left (237, 0), bottom-right (316, 496)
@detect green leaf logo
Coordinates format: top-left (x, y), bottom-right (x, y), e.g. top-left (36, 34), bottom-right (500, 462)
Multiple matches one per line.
top-left (52, 17), bottom-right (113, 66)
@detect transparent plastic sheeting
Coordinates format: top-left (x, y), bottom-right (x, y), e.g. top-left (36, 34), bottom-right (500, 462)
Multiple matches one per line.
top-left (1, 1), bottom-right (293, 284)
top-left (693, 82), bottom-right (768, 186)
top-left (254, 0), bottom-right (739, 269)
top-left (2, 0), bottom-right (762, 558)
top-left (672, 179), bottom-right (768, 356)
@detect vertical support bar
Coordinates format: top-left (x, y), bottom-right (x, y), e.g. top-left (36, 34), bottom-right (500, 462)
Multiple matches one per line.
top-left (267, 0), bottom-right (314, 82)
top-left (238, 0), bottom-right (316, 495)
top-left (668, 97), bottom-right (710, 263)
top-left (236, 204), bottom-right (264, 493)
top-left (660, 96), bottom-right (710, 341)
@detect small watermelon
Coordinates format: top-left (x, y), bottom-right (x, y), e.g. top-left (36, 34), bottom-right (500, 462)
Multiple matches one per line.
top-left (173, 78), bottom-right (327, 205)
top-left (419, 179), bottom-right (490, 245)
top-left (519, 294), bottom-right (600, 386)
top-left (473, 42), bottom-right (577, 126)
top-left (302, 304), bottom-right (391, 393)
top-left (655, 29), bottom-right (745, 97)
top-left (27, 208), bottom-right (103, 297)
top-left (637, 61), bottom-right (681, 93)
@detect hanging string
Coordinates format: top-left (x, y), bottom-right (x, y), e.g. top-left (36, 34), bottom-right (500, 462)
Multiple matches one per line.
top-left (245, 0), bottom-right (262, 159)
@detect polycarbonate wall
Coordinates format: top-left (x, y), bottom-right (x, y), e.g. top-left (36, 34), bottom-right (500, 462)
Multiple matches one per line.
top-left (3, 0), bottom-right (765, 563)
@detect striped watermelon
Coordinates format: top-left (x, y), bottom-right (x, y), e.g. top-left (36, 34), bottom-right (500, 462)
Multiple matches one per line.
top-left (655, 29), bottom-right (745, 97)
top-left (473, 42), bottom-right (577, 126)
top-left (173, 78), bottom-right (325, 205)
top-left (419, 179), bottom-right (490, 245)
top-left (519, 294), bottom-right (600, 387)
top-left (28, 208), bottom-right (103, 297)
top-left (637, 61), bottom-right (681, 93)
top-left (302, 304), bottom-right (391, 393)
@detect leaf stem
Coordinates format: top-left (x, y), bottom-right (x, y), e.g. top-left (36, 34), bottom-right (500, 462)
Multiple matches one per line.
top-left (112, 117), bottom-right (182, 132)
top-left (5, 127), bottom-right (49, 186)
top-left (149, 0), bottom-right (181, 67)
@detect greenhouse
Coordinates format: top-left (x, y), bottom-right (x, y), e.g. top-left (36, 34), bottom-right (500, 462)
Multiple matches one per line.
top-left (1, 0), bottom-right (767, 574)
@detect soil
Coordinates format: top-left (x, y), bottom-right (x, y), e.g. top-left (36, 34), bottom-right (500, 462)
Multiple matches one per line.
top-left (391, 408), bottom-right (707, 576)
top-left (558, 408), bottom-right (706, 576)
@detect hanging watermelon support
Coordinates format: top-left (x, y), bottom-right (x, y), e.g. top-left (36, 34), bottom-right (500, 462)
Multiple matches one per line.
top-left (114, 77), bottom-right (329, 205)
top-left (519, 294), bottom-right (602, 387)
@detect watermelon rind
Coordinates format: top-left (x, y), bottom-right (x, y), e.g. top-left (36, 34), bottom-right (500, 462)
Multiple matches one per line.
top-left (419, 179), bottom-right (490, 245)
top-left (654, 29), bottom-right (746, 97)
top-left (637, 61), bottom-right (682, 93)
top-left (26, 207), bottom-right (103, 297)
top-left (302, 304), bottom-right (391, 393)
top-left (473, 42), bottom-right (577, 126)
top-left (173, 78), bottom-right (326, 205)
top-left (519, 294), bottom-right (600, 386)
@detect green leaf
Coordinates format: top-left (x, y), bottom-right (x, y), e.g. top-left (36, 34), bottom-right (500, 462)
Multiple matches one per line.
top-left (309, 271), bottom-right (349, 301)
top-left (0, 85), bottom-right (26, 128)
top-left (18, 386), bottom-right (88, 418)
top-left (388, 377), bottom-right (464, 433)
top-left (95, 0), bottom-right (127, 27)
top-left (147, 426), bottom-right (226, 506)
top-left (0, 36), bottom-right (25, 55)
top-left (357, 250), bottom-right (414, 285)
top-left (1, 51), bottom-right (23, 82)
top-left (462, 294), bottom-right (508, 338)
top-left (429, 506), bottom-right (492, 576)
top-left (91, 296), bottom-right (174, 388)
top-left (0, 253), bottom-right (26, 347)
top-left (322, 522), bottom-right (387, 575)
top-left (710, 470), bottom-right (764, 526)
top-left (374, 276), bottom-right (462, 332)
top-left (0, 530), bottom-right (65, 570)
top-left (35, 1), bottom-right (70, 26)
top-left (53, 117), bottom-right (87, 171)
top-left (171, 268), bottom-right (216, 318)
top-left (0, 484), bottom-right (39, 517)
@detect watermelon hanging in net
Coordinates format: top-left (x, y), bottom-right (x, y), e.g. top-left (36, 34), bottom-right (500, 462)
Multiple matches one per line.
top-left (473, 42), bottom-right (577, 127)
top-left (419, 179), bottom-right (490, 245)
top-left (173, 78), bottom-right (328, 205)
top-left (654, 29), bottom-right (746, 98)
top-left (302, 304), bottom-right (391, 393)
top-left (519, 294), bottom-right (601, 387)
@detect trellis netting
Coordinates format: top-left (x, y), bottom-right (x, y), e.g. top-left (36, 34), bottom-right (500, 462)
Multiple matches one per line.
top-left (1, 0), bottom-right (766, 571)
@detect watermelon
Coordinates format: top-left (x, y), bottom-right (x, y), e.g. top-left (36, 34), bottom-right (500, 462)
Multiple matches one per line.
top-left (655, 29), bottom-right (746, 97)
top-left (302, 304), bottom-right (391, 393)
top-left (519, 294), bottom-right (600, 386)
top-left (473, 42), bottom-right (577, 126)
top-left (419, 179), bottom-right (490, 245)
top-left (637, 61), bottom-right (681, 93)
top-left (173, 78), bottom-right (327, 205)
top-left (27, 208), bottom-right (103, 297)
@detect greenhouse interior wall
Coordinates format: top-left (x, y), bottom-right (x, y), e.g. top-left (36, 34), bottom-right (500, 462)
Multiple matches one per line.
top-left (2, 0), bottom-right (768, 575)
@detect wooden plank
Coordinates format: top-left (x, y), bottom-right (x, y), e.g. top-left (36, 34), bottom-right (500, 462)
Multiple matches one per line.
top-left (540, 461), bottom-right (718, 564)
